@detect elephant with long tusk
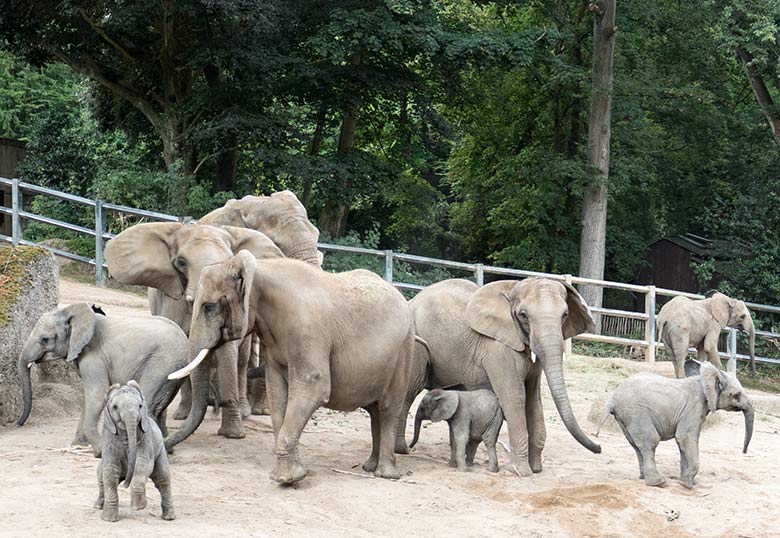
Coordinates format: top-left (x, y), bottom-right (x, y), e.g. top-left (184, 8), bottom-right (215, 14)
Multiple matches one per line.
top-left (658, 290), bottom-right (757, 378)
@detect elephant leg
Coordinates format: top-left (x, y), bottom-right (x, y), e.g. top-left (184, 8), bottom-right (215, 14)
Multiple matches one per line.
top-left (621, 420), bottom-right (664, 487)
top-left (83, 384), bottom-right (108, 458)
top-left (93, 462), bottom-right (105, 509)
top-left (72, 403), bottom-right (89, 447)
top-left (237, 335), bottom-right (252, 419)
top-left (216, 341), bottom-right (245, 439)
top-left (676, 434), bottom-right (700, 489)
top-left (704, 333), bottom-right (723, 370)
top-left (100, 463), bottom-right (120, 522)
top-left (374, 398), bottom-right (403, 479)
top-left (452, 428), bottom-right (469, 471)
top-left (482, 354), bottom-right (532, 477)
top-left (173, 379), bottom-right (192, 420)
top-left (151, 454), bottom-right (175, 521)
top-left (484, 439), bottom-right (499, 473)
top-left (156, 409), bottom-right (168, 438)
top-left (395, 348), bottom-right (427, 454)
top-left (465, 439), bottom-right (479, 466)
top-left (362, 403), bottom-right (381, 473)
top-left (250, 339), bottom-right (269, 415)
top-left (130, 456), bottom-right (153, 511)
top-left (265, 359), bottom-right (289, 441)
top-left (669, 340), bottom-right (689, 379)
top-left (269, 355), bottom-right (330, 485)
top-left (447, 427), bottom-right (457, 467)
top-left (525, 368), bottom-right (546, 473)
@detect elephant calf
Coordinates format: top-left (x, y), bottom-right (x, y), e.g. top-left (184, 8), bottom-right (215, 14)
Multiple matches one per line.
top-left (95, 382), bottom-right (175, 522)
top-left (410, 389), bottom-right (504, 472)
top-left (599, 362), bottom-right (753, 488)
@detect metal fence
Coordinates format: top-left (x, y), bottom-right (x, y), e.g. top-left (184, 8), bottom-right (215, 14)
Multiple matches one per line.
top-left (2, 176), bottom-right (779, 372)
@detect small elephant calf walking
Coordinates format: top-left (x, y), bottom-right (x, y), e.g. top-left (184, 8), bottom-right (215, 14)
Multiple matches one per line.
top-left (410, 389), bottom-right (504, 472)
top-left (95, 382), bottom-right (175, 522)
top-left (599, 362), bottom-right (753, 488)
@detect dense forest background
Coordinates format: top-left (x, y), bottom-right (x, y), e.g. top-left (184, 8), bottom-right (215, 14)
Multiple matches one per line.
top-left (1, 0), bottom-right (779, 306)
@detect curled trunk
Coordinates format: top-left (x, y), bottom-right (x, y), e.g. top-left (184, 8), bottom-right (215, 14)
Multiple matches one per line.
top-left (409, 411), bottom-right (425, 449)
top-left (539, 341), bottom-right (601, 454)
top-left (16, 343), bottom-right (42, 426)
top-left (124, 415), bottom-right (138, 488)
top-left (742, 404), bottom-right (754, 454)
top-left (748, 327), bottom-right (756, 376)
top-left (164, 350), bottom-right (211, 450)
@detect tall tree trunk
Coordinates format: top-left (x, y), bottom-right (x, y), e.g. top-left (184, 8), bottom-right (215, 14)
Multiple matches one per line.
top-left (302, 105), bottom-right (327, 208)
top-left (578, 0), bottom-right (617, 333)
top-left (737, 46), bottom-right (780, 148)
top-left (160, 115), bottom-right (196, 216)
top-left (214, 148), bottom-right (238, 193)
top-left (319, 105), bottom-right (358, 238)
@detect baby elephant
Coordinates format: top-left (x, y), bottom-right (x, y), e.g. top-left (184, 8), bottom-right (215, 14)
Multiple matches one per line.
top-left (599, 362), bottom-right (753, 488)
top-left (95, 382), bottom-right (175, 522)
top-left (410, 388), bottom-right (503, 472)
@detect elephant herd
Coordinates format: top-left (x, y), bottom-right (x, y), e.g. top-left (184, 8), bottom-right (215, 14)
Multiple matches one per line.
top-left (15, 190), bottom-right (759, 521)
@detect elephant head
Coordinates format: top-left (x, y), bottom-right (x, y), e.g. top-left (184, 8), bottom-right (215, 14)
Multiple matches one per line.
top-left (104, 381), bottom-right (153, 487)
top-left (17, 303), bottom-right (96, 426)
top-left (199, 191), bottom-right (323, 266)
top-left (409, 389), bottom-right (458, 449)
top-left (709, 293), bottom-right (756, 375)
top-left (699, 362), bottom-right (753, 453)
top-left (105, 222), bottom-right (283, 301)
top-left (465, 277), bottom-right (600, 454)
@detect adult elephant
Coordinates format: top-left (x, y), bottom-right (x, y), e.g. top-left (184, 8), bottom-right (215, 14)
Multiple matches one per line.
top-left (171, 252), bottom-right (413, 484)
top-left (105, 223), bottom-right (283, 444)
top-left (396, 278), bottom-right (601, 477)
top-left (199, 190), bottom-right (323, 415)
top-left (658, 291), bottom-right (756, 377)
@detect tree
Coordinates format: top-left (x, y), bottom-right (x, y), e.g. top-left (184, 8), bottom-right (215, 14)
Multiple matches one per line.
top-left (578, 0), bottom-right (616, 328)
top-left (0, 0), bottom-right (292, 192)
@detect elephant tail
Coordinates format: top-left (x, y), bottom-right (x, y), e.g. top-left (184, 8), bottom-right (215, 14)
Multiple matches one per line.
top-left (595, 398), bottom-right (614, 437)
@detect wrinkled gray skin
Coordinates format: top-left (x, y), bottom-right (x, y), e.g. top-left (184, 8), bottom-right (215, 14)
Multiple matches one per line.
top-left (105, 223), bottom-right (283, 444)
top-left (183, 251), bottom-right (413, 484)
top-left (95, 382), bottom-right (174, 522)
top-left (17, 303), bottom-right (187, 456)
top-left (658, 291), bottom-right (756, 378)
top-left (599, 362), bottom-right (754, 488)
top-left (200, 190), bottom-right (324, 416)
top-left (397, 278), bottom-right (600, 477)
top-left (410, 389), bottom-right (503, 472)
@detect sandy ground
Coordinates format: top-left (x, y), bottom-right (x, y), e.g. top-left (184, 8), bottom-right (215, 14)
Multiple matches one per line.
top-left (1, 278), bottom-right (779, 538)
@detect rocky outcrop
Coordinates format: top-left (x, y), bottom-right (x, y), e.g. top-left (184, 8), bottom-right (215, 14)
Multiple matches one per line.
top-left (0, 245), bottom-right (62, 424)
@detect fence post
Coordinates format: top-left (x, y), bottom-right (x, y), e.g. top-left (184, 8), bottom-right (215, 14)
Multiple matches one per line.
top-left (94, 199), bottom-right (106, 286)
top-left (384, 249), bottom-right (393, 283)
top-left (644, 286), bottom-right (656, 362)
top-left (475, 263), bottom-right (484, 286)
top-left (727, 328), bottom-right (738, 374)
top-left (564, 274), bottom-right (573, 360)
top-left (11, 178), bottom-right (22, 246)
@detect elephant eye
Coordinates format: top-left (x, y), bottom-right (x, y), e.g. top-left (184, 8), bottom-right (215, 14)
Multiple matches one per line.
top-left (203, 302), bottom-right (218, 315)
top-left (562, 311), bottom-right (569, 320)
top-left (40, 336), bottom-right (50, 345)
top-left (112, 405), bottom-right (118, 410)
top-left (517, 310), bottom-right (528, 322)
top-left (176, 256), bottom-right (187, 268)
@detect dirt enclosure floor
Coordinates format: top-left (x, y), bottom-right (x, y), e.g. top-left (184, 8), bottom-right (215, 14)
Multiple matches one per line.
top-left (1, 278), bottom-right (779, 537)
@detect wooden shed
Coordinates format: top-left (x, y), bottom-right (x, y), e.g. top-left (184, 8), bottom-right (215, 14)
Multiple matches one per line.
top-left (0, 138), bottom-right (27, 236)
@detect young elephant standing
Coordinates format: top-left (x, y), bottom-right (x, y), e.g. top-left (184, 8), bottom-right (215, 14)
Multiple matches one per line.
top-left (658, 291), bottom-right (756, 377)
top-left (600, 362), bottom-right (753, 488)
top-left (170, 251), bottom-right (414, 484)
top-left (95, 382), bottom-right (175, 522)
top-left (410, 389), bottom-right (504, 472)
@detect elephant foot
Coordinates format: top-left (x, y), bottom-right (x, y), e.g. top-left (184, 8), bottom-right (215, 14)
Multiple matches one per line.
top-left (91, 445), bottom-right (102, 459)
top-left (172, 404), bottom-right (189, 421)
top-left (447, 458), bottom-right (457, 468)
top-left (71, 432), bottom-right (88, 447)
top-left (131, 492), bottom-right (148, 511)
top-left (507, 460), bottom-right (533, 477)
top-left (362, 457), bottom-right (378, 473)
top-left (373, 461), bottom-right (401, 480)
top-left (488, 463), bottom-right (499, 473)
top-left (251, 405), bottom-right (270, 416)
top-left (93, 497), bottom-right (104, 510)
top-left (680, 477), bottom-right (696, 489)
top-left (529, 456), bottom-right (543, 474)
top-left (394, 439), bottom-right (410, 455)
top-left (239, 398), bottom-right (252, 419)
top-left (645, 474), bottom-right (666, 487)
top-left (101, 508), bottom-right (119, 522)
top-left (161, 508), bottom-right (176, 521)
top-left (270, 456), bottom-right (307, 485)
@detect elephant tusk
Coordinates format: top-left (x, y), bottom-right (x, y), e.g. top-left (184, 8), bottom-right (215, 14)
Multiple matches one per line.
top-left (27, 362), bottom-right (34, 369)
top-left (530, 352), bottom-right (537, 363)
top-left (168, 348), bottom-right (210, 380)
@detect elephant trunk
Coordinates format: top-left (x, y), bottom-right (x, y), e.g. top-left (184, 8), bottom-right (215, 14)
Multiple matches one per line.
top-left (742, 402), bottom-right (754, 454)
top-left (124, 414), bottom-right (139, 488)
top-left (537, 339), bottom-right (601, 454)
top-left (409, 409), bottom-right (425, 449)
top-left (16, 341), bottom-right (43, 426)
top-left (748, 326), bottom-right (756, 376)
top-left (164, 348), bottom-right (211, 450)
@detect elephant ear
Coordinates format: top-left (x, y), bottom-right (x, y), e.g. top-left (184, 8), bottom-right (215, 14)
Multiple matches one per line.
top-left (127, 380), bottom-right (151, 433)
top-left (105, 222), bottom-right (184, 299)
top-left (709, 293), bottom-right (731, 327)
top-left (62, 303), bottom-right (96, 361)
top-left (230, 251), bottom-right (258, 333)
top-left (198, 201), bottom-right (246, 227)
top-left (430, 391), bottom-right (458, 422)
top-left (562, 281), bottom-right (596, 339)
top-left (103, 383), bottom-right (121, 435)
top-left (699, 362), bottom-right (723, 414)
top-left (465, 281), bottom-right (526, 353)
top-left (221, 226), bottom-right (285, 260)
